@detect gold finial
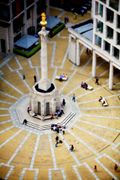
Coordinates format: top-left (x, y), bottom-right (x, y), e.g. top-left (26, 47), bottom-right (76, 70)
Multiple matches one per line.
top-left (40, 12), bottom-right (47, 27)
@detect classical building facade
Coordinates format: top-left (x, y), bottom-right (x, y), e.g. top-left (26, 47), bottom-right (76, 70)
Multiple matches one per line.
top-left (68, 0), bottom-right (120, 90)
top-left (0, 0), bottom-right (49, 54)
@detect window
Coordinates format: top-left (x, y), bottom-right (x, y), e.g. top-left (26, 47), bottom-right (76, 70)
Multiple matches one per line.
top-left (0, 0), bottom-right (9, 4)
top-left (0, 5), bottom-right (10, 21)
top-left (117, 15), bottom-right (120, 29)
top-left (109, 0), bottom-right (119, 11)
top-left (13, 15), bottom-right (24, 33)
top-left (117, 33), bottom-right (120, 45)
top-left (99, 4), bottom-right (103, 17)
top-left (95, 2), bottom-right (98, 15)
top-left (27, 26), bottom-right (35, 35)
top-left (97, 21), bottom-right (103, 33)
top-left (104, 41), bottom-right (110, 53)
top-left (95, 35), bottom-right (102, 47)
top-left (113, 47), bottom-right (119, 59)
top-left (12, 0), bottom-right (24, 18)
top-left (107, 26), bottom-right (113, 39)
top-left (106, 8), bottom-right (114, 23)
top-left (26, 0), bottom-right (34, 7)
top-left (1, 39), bottom-right (6, 53)
top-left (27, 9), bottom-right (31, 19)
top-left (14, 33), bottom-right (21, 42)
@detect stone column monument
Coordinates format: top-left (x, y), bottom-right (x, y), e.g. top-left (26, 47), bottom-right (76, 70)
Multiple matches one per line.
top-left (38, 13), bottom-right (51, 91)
top-left (29, 13), bottom-right (61, 120)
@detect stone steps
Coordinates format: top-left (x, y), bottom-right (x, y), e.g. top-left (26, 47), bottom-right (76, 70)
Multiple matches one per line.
top-left (26, 112), bottom-right (76, 131)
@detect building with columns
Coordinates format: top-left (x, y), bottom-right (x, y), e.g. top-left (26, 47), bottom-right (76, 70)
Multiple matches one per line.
top-left (0, 0), bottom-right (49, 54)
top-left (68, 0), bottom-right (120, 90)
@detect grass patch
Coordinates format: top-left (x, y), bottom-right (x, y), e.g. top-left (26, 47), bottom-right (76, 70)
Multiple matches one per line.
top-left (13, 43), bottom-right (41, 58)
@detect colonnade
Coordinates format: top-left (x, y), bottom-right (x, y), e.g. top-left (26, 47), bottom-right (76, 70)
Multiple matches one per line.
top-left (68, 33), bottom-right (115, 90)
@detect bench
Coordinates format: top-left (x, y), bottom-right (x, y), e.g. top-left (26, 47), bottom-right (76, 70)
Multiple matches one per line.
top-left (55, 75), bottom-right (68, 81)
top-left (87, 85), bottom-right (94, 90)
top-left (99, 97), bottom-right (108, 107)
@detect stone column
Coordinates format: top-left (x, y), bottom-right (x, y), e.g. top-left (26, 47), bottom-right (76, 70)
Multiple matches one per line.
top-left (68, 34), bottom-right (72, 59)
top-left (40, 28), bottom-right (47, 80)
top-left (76, 39), bottom-right (80, 66)
top-left (31, 95), bottom-right (36, 113)
top-left (41, 100), bottom-right (45, 119)
top-left (92, 51), bottom-right (97, 77)
top-left (68, 34), bottom-right (76, 64)
top-left (37, 13), bottom-right (51, 91)
top-left (109, 62), bottom-right (114, 90)
top-left (51, 98), bottom-right (56, 114)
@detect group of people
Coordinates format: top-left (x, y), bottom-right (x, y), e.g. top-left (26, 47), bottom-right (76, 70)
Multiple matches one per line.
top-left (22, 74), bottom-right (37, 83)
top-left (55, 136), bottom-right (63, 147)
top-left (53, 125), bottom-right (75, 151)
top-left (81, 77), bottom-right (100, 90)
top-left (55, 109), bottom-right (64, 117)
top-left (51, 124), bottom-right (66, 134)
top-left (54, 98), bottom-right (66, 118)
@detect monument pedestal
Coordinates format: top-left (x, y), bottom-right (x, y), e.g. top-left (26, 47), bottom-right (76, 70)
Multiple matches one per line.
top-left (30, 81), bottom-right (61, 120)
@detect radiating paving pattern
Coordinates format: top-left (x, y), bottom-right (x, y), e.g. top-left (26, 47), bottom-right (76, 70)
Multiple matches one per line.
top-left (0, 8), bottom-right (120, 180)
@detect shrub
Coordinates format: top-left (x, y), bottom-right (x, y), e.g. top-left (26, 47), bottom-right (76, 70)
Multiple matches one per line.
top-left (48, 22), bottom-right (65, 38)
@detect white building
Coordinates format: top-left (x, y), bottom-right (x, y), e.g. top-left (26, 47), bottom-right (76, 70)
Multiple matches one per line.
top-left (68, 0), bottom-right (120, 90)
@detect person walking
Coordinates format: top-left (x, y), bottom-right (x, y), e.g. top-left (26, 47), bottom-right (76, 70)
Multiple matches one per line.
top-left (94, 165), bottom-right (97, 172)
top-left (34, 75), bottom-right (37, 83)
top-left (55, 136), bottom-right (59, 147)
top-left (55, 141), bottom-right (58, 147)
top-left (69, 144), bottom-right (74, 151)
top-left (23, 119), bottom-right (27, 125)
top-left (55, 136), bottom-right (59, 142)
top-left (72, 94), bottom-right (76, 102)
top-left (62, 130), bottom-right (65, 135)
top-left (23, 74), bottom-right (25, 80)
top-left (95, 77), bottom-right (99, 85)
top-left (114, 163), bottom-right (118, 171)
top-left (62, 99), bottom-right (66, 107)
